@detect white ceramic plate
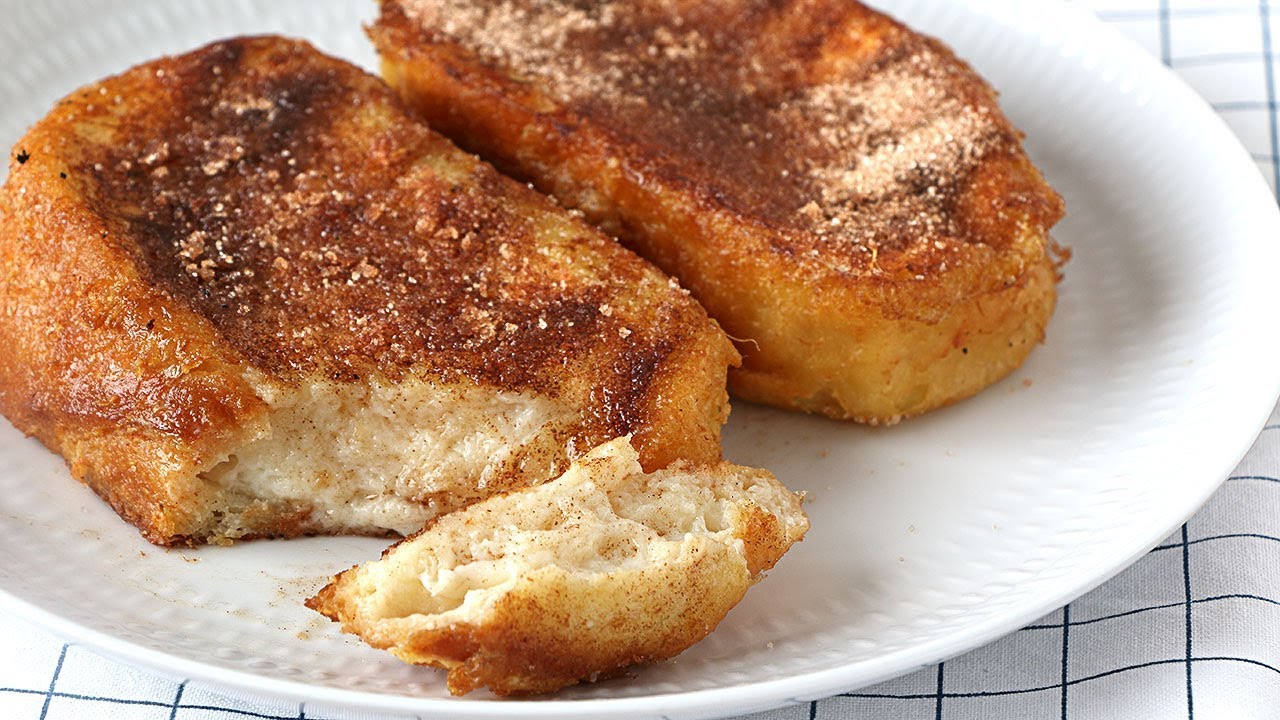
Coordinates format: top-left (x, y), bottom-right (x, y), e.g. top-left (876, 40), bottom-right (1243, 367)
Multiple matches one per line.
top-left (2, 1), bottom-right (1279, 718)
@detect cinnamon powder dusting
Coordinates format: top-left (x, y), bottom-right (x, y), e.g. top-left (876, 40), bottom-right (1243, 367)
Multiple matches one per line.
top-left (63, 36), bottom-right (714, 396)
top-left (393, 0), bottom-right (1033, 276)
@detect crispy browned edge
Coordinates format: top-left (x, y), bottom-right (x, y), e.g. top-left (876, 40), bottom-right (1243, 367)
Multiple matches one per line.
top-left (306, 459), bottom-right (801, 696)
top-left (307, 542), bottom-right (748, 695)
top-left (369, 1), bottom-right (1067, 423)
top-left (0, 36), bottom-right (739, 545)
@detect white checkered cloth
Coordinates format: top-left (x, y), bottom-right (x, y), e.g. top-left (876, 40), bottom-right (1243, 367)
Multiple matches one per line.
top-left (3, 1), bottom-right (1279, 718)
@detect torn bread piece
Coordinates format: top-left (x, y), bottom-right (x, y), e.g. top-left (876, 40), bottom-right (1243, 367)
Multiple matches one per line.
top-left (0, 36), bottom-right (738, 546)
top-left (371, 0), bottom-right (1067, 423)
top-left (307, 436), bottom-right (808, 696)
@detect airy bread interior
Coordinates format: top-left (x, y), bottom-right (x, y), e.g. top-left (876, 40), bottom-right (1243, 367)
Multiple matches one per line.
top-left (308, 436), bottom-right (808, 695)
top-left (193, 373), bottom-right (575, 542)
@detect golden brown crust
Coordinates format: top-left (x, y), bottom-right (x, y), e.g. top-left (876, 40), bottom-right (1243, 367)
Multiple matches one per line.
top-left (306, 437), bottom-right (808, 696)
top-left (312, 548), bottom-right (749, 696)
top-left (44, 36), bottom-right (719, 403)
top-left (0, 36), bottom-right (737, 544)
top-left (371, 0), bottom-right (1066, 422)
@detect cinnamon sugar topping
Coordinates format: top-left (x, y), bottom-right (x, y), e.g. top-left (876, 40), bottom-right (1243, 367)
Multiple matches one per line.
top-left (774, 51), bottom-right (1004, 267)
top-left (65, 36), bottom-right (710, 392)
top-left (394, 0), bottom-right (1024, 274)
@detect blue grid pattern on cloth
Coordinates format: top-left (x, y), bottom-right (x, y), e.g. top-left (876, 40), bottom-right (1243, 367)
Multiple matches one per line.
top-left (2, 1), bottom-right (1279, 718)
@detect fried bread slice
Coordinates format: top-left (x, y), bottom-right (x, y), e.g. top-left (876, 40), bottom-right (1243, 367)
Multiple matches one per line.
top-left (371, 0), bottom-right (1067, 423)
top-left (307, 436), bottom-right (808, 696)
top-left (0, 36), bottom-right (737, 546)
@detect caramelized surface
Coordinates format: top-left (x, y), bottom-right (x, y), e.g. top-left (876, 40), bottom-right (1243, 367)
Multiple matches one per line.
top-left (380, 0), bottom-right (1064, 280)
top-left (372, 0), bottom-right (1066, 422)
top-left (61, 37), bottom-right (705, 393)
top-left (0, 36), bottom-right (737, 543)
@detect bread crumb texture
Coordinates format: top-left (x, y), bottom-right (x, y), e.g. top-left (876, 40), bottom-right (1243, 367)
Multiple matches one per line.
top-left (307, 436), bottom-right (808, 695)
